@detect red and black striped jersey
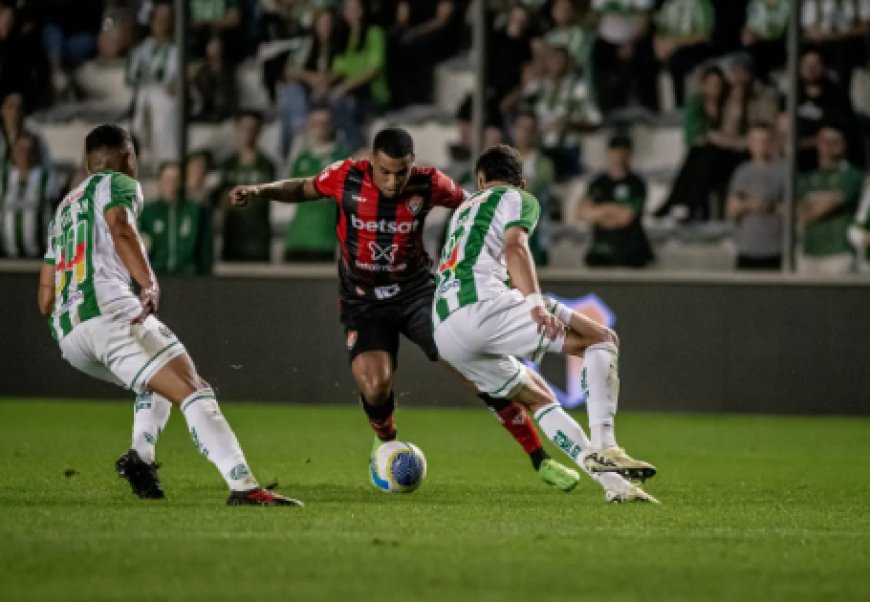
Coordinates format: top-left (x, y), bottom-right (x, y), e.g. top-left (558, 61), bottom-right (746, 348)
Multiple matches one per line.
top-left (312, 158), bottom-right (465, 302)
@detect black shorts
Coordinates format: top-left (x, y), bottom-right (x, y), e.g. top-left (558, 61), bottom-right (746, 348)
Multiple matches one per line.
top-left (339, 284), bottom-right (437, 368)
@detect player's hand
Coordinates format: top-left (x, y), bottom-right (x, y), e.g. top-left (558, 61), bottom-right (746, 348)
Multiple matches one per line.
top-left (531, 306), bottom-right (564, 341)
top-left (132, 284), bottom-right (160, 325)
top-left (229, 185), bottom-right (260, 207)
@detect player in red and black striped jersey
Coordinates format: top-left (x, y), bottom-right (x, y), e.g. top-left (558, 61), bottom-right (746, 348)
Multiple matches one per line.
top-left (229, 129), bottom-right (578, 491)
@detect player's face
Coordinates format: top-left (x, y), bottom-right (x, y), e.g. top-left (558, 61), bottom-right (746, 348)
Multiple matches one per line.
top-left (512, 116), bottom-right (536, 148)
top-left (701, 72), bottom-right (724, 98)
top-left (607, 147), bottom-right (630, 171)
top-left (237, 116), bottom-right (261, 148)
top-left (307, 110), bottom-right (332, 144)
top-left (343, 0), bottom-right (363, 25)
top-left (817, 128), bottom-right (845, 162)
top-left (371, 151), bottom-right (413, 199)
top-left (11, 135), bottom-right (36, 170)
top-left (186, 155), bottom-right (207, 187)
top-left (748, 128), bottom-right (771, 160)
top-left (151, 4), bottom-right (172, 37)
top-left (158, 164), bottom-right (181, 200)
top-left (314, 11), bottom-right (333, 41)
top-left (121, 141), bottom-right (138, 179)
top-left (1, 92), bottom-right (23, 126)
top-left (800, 53), bottom-right (824, 84)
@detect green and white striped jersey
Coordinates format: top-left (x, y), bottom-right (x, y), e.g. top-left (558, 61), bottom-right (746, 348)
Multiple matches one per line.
top-left (745, 0), bottom-right (791, 39)
top-left (43, 170), bottom-right (144, 340)
top-left (655, 0), bottom-right (715, 38)
top-left (434, 186), bottom-right (540, 324)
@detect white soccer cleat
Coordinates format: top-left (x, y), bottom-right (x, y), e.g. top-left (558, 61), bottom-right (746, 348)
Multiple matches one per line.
top-left (605, 484), bottom-right (660, 505)
top-left (583, 447), bottom-right (657, 482)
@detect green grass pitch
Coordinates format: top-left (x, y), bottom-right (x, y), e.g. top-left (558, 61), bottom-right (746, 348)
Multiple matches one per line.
top-left (1, 399), bottom-right (868, 602)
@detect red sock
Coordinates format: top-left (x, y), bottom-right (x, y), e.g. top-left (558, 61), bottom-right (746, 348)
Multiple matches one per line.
top-left (495, 403), bottom-right (543, 454)
top-left (361, 394), bottom-right (397, 441)
top-left (369, 415), bottom-right (396, 441)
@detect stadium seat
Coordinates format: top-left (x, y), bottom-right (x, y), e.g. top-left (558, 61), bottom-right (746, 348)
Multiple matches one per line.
top-left (435, 59), bottom-right (475, 117)
top-left (73, 61), bottom-right (132, 114)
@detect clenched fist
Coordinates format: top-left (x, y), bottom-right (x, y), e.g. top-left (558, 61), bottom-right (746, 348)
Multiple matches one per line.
top-left (228, 185), bottom-right (261, 207)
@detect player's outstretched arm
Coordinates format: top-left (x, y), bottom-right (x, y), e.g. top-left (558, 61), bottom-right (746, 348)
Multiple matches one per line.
top-left (504, 226), bottom-right (562, 341)
top-left (105, 206), bottom-right (159, 324)
top-left (37, 263), bottom-right (55, 317)
top-left (228, 178), bottom-right (320, 207)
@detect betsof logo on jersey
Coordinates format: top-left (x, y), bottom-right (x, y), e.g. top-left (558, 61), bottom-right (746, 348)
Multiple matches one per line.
top-left (406, 195), bottom-right (424, 216)
top-left (368, 241), bottom-right (398, 262)
top-left (350, 214), bottom-right (419, 233)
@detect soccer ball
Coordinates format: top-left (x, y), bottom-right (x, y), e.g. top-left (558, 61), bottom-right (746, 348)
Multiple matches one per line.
top-left (369, 441), bottom-right (427, 493)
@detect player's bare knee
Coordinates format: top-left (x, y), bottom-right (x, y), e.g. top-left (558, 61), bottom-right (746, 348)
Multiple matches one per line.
top-left (359, 374), bottom-right (391, 405)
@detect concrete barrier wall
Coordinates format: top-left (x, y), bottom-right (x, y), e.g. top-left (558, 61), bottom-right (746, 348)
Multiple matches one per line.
top-left (2, 268), bottom-right (868, 415)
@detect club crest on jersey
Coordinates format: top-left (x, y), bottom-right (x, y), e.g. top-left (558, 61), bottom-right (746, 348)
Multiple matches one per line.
top-left (406, 195), bottom-right (424, 216)
top-left (346, 330), bottom-right (358, 350)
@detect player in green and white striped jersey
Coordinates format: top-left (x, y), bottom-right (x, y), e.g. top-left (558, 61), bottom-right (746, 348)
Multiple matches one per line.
top-left (38, 124), bottom-right (299, 507)
top-left (434, 145), bottom-right (658, 503)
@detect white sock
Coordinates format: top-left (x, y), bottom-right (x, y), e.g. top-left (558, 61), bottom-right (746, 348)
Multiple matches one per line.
top-left (180, 390), bottom-right (258, 491)
top-left (533, 402), bottom-right (631, 494)
top-left (131, 392), bottom-right (172, 464)
top-left (533, 402), bottom-right (592, 463)
top-left (582, 342), bottom-right (619, 449)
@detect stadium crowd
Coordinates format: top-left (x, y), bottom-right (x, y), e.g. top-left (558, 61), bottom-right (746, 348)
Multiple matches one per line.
top-left (0, 0), bottom-right (869, 274)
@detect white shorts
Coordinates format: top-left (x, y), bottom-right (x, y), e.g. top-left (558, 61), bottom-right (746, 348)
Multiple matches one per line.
top-left (434, 290), bottom-right (565, 398)
top-left (59, 314), bottom-right (187, 394)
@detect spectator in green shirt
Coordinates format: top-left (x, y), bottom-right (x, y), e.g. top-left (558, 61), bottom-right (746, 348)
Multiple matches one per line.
top-left (140, 162), bottom-right (213, 275)
top-left (576, 134), bottom-right (654, 267)
top-left (653, 0), bottom-right (715, 107)
top-left (798, 125), bottom-right (866, 275)
top-left (681, 65), bottom-right (727, 148)
top-left (284, 106), bottom-right (348, 262)
top-left (218, 111), bottom-right (277, 262)
top-left (329, 0), bottom-right (388, 151)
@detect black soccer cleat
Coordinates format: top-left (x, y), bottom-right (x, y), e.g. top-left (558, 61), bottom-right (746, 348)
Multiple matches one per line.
top-left (115, 449), bottom-right (165, 499)
top-left (226, 488), bottom-right (304, 507)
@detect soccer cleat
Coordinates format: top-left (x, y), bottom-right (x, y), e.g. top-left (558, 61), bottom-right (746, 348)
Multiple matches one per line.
top-left (538, 458), bottom-right (581, 492)
top-left (583, 447), bottom-right (657, 482)
top-left (115, 449), bottom-right (165, 499)
top-left (226, 488), bottom-right (304, 507)
top-left (606, 484), bottom-right (660, 505)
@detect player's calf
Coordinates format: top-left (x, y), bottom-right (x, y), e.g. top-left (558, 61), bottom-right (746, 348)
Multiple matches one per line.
top-left (145, 355), bottom-right (303, 506)
top-left (352, 352), bottom-right (397, 441)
